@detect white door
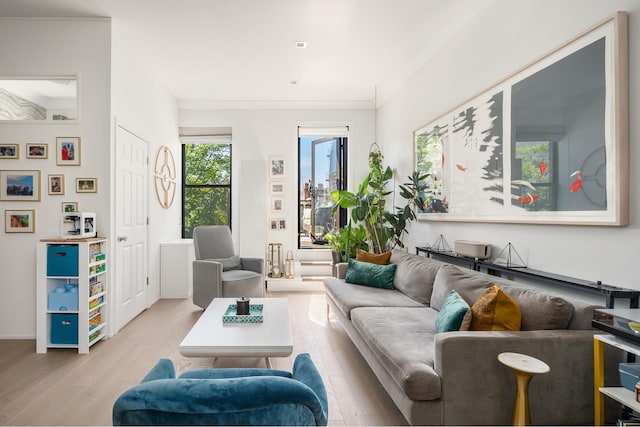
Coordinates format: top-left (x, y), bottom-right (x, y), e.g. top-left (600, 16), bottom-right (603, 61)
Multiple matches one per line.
top-left (115, 124), bottom-right (149, 331)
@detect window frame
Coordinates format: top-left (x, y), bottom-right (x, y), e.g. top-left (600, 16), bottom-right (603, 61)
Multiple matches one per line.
top-left (181, 142), bottom-right (232, 238)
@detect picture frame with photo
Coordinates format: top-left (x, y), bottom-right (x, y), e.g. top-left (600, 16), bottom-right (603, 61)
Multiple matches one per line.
top-left (56, 137), bottom-right (81, 166)
top-left (269, 218), bottom-right (278, 230)
top-left (0, 170), bottom-right (40, 201)
top-left (76, 177), bottom-right (97, 193)
top-left (278, 218), bottom-right (286, 230)
top-left (26, 143), bottom-right (48, 159)
top-left (269, 157), bottom-right (286, 179)
top-left (62, 202), bottom-right (78, 212)
top-left (0, 144), bottom-right (19, 159)
top-left (271, 197), bottom-right (284, 213)
top-left (5, 209), bottom-right (35, 233)
top-left (48, 174), bottom-right (65, 195)
top-left (270, 181), bottom-right (285, 195)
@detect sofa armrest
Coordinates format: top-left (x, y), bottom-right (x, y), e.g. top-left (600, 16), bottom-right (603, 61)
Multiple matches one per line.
top-left (435, 330), bottom-right (621, 425)
top-left (240, 257), bottom-right (263, 274)
top-left (141, 359), bottom-right (176, 382)
top-left (192, 260), bottom-right (223, 308)
top-left (293, 353), bottom-right (328, 425)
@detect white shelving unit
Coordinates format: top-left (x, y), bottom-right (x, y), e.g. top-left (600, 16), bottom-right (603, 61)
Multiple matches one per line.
top-left (595, 333), bottom-right (640, 425)
top-left (36, 238), bottom-right (108, 354)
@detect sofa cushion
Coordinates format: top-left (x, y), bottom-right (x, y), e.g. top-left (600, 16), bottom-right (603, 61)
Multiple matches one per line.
top-left (350, 306), bottom-right (442, 401)
top-left (356, 249), bottom-right (391, 265)
top-left (324, 277), bottom-right (424, 320)
top-left (470, 285), bottom-right (522, 331)
top-left (345, 258), bottom-right (396, 290)
top-left (431, 264), bottom-right (494, 311)
top-left (435, 290), bottom-right (472, 333)
top-left (499, 284), bottom-right (574, 330)
top-left (390, 250), bottom-right (446, 305)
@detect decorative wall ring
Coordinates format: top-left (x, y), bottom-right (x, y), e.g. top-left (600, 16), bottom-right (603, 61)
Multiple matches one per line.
top-left (154, 146), bottom-right (177, 209)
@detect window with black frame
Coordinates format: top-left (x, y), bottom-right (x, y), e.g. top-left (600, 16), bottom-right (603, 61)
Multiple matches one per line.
top-left (180, 130), bottom-right (232, 238)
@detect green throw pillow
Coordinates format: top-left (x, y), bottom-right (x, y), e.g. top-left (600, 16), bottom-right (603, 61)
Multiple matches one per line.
top-left (345, 258), bottom-right (396, 290)
top-left (435, 290), bottom-right (472, 333)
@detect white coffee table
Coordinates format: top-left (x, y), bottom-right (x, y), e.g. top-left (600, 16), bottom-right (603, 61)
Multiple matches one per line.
top-left (179, 297), bottom-right (293, 368)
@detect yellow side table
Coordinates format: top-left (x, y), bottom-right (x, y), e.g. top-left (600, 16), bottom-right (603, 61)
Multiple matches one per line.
top-left (498, 352), bottom-right (551, 426)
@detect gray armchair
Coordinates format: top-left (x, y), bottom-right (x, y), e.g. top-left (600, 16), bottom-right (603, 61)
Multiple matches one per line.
top-left (192, 225), bottom-right (264, 309)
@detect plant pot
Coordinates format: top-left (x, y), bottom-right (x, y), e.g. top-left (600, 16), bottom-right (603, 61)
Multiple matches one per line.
top-left (331, 251), bottom-right (343, 264)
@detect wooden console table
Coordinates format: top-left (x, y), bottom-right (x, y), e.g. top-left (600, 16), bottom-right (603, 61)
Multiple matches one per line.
top-left (415, 246), bottom-right (639, 309)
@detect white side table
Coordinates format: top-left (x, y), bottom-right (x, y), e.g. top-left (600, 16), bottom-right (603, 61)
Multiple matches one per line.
top-left (160, 239), bottom-right (194, 298)
top-left (498, 352), bottom-right (551, 426)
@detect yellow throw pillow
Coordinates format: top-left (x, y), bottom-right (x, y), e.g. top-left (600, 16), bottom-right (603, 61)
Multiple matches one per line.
top-left (470, 285), bottom-right (522, 331)
top-left (356, 249), bottom-right (392, 265)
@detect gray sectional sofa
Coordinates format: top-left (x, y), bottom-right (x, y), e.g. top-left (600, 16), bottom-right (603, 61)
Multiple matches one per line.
top-left (324, 249), bottom-right (620, 425)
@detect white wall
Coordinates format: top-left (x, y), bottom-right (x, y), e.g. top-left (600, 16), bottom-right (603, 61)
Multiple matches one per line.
top-left (0, 18), bottom-right (111, 338)
top-left (378, 0), bottom-right (640, 288)
top-left (111, 18), bottom-right (181, 309)
top-left (179, 108), bottom-right (375, 259)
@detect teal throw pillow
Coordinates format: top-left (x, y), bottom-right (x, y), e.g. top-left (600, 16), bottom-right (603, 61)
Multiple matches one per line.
top-left (435, 290), bottom-right (472, 333)
top-left (345, 258), bottom-right (396, 290)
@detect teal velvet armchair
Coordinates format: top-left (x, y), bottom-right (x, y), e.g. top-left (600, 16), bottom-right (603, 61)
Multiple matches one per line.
top-left (113, 353), bottom-right (328, 426)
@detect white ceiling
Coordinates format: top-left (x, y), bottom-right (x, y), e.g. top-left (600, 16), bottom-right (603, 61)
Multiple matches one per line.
top-left (0, 0), bottom-right (489, 108)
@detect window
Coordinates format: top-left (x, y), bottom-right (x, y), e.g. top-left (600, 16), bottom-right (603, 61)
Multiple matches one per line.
top-left (180, 130), bottom-right (232, 238)
top-left (298, 127), bottom-right (348, 249)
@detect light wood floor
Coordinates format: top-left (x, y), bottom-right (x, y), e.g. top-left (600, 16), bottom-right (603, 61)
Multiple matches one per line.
top-left (0, 291), bottom-right (408, 426)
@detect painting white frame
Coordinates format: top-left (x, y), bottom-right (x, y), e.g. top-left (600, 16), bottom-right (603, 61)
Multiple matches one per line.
top-left (0, 170), bottom-right (40, 201)
top-left (26, 143), bottom-right (48, 159)
top-left (62, 202), bottom-right (78, 212)
top-left (269, 157), bottom-right (286, 179)
top-left (76, 177), bottom-right (97, 193)
top-left (271, 197), bottom-right (284, 213)
top-left (56, 137), bottom-right (81, 166)
top-left (0, 144), bottom-right (19, 159)
top-left (414, 12), bottom-right (628, 226)
top-left (5, 209), bottom-right (35, 233)
top-left (48, 174), bottom-right (64, 195)
top-left (270, 181), bottom-right (285, 195)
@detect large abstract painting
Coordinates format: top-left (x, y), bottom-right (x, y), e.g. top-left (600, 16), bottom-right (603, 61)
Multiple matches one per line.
top-left (414, 12), bottom-right (628, 225)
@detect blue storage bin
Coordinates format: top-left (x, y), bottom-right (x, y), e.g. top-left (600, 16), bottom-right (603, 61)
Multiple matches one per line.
top-left (48, 286), bottom-right (78, 311)
top-left (47, 245), bottom-right (79, 276)
top-left (619, 363), bottom-right (640, 391)
top-left (50, 313), bottom-right (78, 344)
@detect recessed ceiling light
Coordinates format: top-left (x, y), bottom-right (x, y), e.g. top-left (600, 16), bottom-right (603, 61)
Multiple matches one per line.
top-left (295, 41), bottom-right (308, 49)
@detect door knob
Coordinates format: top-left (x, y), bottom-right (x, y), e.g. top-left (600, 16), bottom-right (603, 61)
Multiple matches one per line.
top-left (117, 236), bottom-right (128, 242)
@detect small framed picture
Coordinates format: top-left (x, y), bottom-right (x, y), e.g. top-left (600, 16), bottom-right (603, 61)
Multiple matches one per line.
top-left (56, 137), bottom-right (81, 166)
top-left (62, 202), bottom-right (78, 212)
top-left (278, 218), bottom-right (287, 230)
top-left (48, 174), bottom-right (65, 195)
top-left (26, 143), bottom-right (48, 159)
top-left (0, 144), bottom-right (19, 159)
top-left (0, 170), bottom-right (40, 201)
top-left (270, 218), bottom-right (278, 230)
top-left (271, 197), bottom-right (284, 213)
top-left (5, 209), bottom-right (35, 233)
top-left (269, 157), bottom-right (286, 179)
top-left (270, 182), bottom-right (285, 195)
top-left (76, 177), bottom-right (97, 193)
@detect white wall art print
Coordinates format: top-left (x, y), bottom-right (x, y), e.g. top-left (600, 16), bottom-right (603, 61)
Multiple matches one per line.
top-left (414, 12), bottom-right (628, 226)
